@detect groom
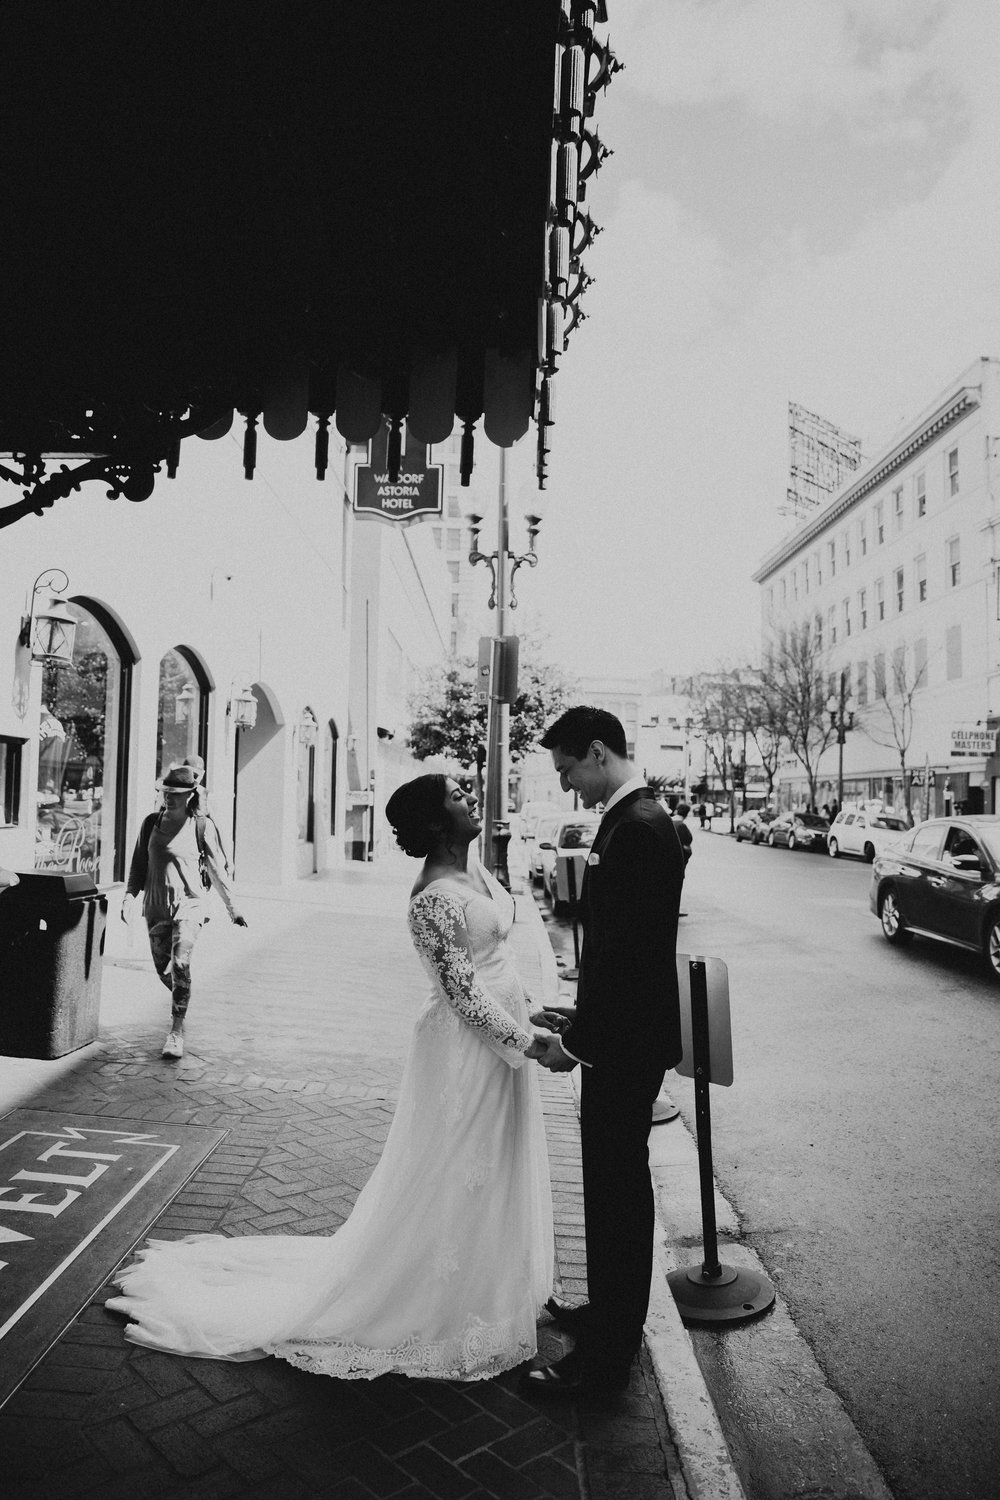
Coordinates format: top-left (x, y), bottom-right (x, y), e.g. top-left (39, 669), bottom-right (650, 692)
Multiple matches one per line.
top-left (527, 705), bottom-right (685, 1396)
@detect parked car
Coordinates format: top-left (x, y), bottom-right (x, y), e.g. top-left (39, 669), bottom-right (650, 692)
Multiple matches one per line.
top-left (870, 815), bottom-right (1000, 979)
top-left (520, 802), bottom-right (558, 842)
top-left (766, 810), bottom-right (830, 852)
top-left (734, 808), bottom-right (778, 844)
top-left (827, 806), bottom-right (909, 862)
top-left (526, 811), bottom-right (562, 885)
top-left (540, 815), bottom-right (601, 912)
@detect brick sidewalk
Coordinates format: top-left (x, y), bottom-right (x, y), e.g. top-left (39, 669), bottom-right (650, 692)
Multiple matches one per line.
top-left (0, 863), bottom-right (685, 1500)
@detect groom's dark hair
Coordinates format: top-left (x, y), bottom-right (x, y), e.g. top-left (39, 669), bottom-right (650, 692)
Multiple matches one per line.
top-left (541, 705), bottom-right (628, 761)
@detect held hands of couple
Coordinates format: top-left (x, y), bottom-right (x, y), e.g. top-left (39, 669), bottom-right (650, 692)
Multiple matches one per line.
top-left (525, 1032), bottom-right (578, 1071)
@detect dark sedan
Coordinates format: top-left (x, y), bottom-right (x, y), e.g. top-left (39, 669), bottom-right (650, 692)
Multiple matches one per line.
top-left (766, 810), bottom-right (830, 852)
top-left (870, 815), bottom-right (1000, 979)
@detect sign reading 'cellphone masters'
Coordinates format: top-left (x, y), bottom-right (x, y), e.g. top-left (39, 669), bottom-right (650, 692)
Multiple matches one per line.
top-left (353, 420), bottom-right (443, 523)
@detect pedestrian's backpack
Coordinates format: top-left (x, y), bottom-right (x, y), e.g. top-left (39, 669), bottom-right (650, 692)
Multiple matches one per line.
top-left (141, 810), bottom-right (229, 890)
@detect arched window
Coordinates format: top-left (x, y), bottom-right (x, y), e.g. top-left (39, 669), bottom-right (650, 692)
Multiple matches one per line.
top-left (156, 647), bottom-right (210, 782)
top-left (35, 600), bottom-right (135, 883)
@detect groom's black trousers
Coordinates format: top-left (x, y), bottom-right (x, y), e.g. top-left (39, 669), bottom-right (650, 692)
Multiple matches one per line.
top-left (578, 1064), bottom-right (663, 1380)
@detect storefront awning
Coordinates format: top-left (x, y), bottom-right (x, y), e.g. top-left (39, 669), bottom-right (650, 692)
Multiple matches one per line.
top-left (0, 1), bottom-right (616, 526)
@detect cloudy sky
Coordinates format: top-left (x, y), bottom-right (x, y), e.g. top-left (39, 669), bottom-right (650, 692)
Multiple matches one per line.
top-left (519, 0), bottom-right (1000, 682)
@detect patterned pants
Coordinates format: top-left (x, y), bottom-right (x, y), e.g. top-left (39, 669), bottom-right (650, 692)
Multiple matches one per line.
top-left (147, 916), bottom-right (203, 1023)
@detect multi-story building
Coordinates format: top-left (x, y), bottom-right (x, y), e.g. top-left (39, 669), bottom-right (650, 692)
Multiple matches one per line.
top-left (517, 673), bottom-right (705, 806)
top-left (754, 357), bottom-right (1000, 816)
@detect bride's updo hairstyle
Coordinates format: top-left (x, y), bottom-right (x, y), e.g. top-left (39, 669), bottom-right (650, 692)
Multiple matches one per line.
top-left (385, 774), bottom-right (449, 858)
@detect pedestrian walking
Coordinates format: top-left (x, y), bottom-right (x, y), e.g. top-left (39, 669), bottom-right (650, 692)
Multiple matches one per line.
top-left (528, 706), bottom-right (685, 1397)
top-left (108, 773), bottom-right (555, 1381)
top-left (121, 764), bottom-right (246, 1059)
top-left (672, 801), bottom-right (693, 866)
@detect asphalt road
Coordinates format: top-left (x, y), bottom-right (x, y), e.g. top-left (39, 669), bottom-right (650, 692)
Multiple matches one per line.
top-left (605, 826), bottom-right (1000, 1500)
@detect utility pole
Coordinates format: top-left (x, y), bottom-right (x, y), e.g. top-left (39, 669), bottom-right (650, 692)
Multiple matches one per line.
top-left (481, 452), bottom-right (511, 885)
top-left (468, 450), bottom-right (542, 889)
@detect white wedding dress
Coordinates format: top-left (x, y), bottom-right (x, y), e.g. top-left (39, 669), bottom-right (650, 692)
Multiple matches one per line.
top-left (107, 869), bottom-right (554, 1381)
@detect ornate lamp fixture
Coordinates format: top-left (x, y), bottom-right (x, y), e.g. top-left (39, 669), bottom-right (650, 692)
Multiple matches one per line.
top-left (19, 569), bottom-right (77, 665)
top-left (467, 488), bottom-right (547, 611)
top-left (826, 671), bottom-right (857, 807)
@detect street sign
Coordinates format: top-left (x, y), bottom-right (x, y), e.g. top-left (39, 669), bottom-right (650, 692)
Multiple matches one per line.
top-left (476, 638), bottom-right (492, 705)
top-left (666, 956), bottom-right (775, 1325)
top-left (673, 953), bottom-right (733, 1086)
top-left (353, 420), bottom-right (442, 522)
top-left (476, 636), bottom-right (519, 706)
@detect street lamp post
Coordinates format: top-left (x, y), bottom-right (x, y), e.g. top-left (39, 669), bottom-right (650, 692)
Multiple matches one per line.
top-left (826, 670), bottom-right (857, 810)
top-left (467, 454), bottom-right (544, 888)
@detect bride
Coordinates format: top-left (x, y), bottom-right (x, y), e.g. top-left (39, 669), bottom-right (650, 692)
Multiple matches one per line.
top-left (107, 774), bottom-right (554, 1382)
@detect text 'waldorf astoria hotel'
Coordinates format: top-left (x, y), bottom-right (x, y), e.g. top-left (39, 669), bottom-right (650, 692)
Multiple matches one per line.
top-left (755, 357), bottom-right (1000, 818)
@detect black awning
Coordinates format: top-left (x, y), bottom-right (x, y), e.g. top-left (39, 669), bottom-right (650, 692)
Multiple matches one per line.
top-left (0, 1), bottom-right (614, 524)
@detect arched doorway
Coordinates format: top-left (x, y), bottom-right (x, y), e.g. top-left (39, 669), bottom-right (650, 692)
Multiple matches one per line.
top-left (232, 683), bottom-right (283, 882)
top-left (34, 599), bottom-right (136, 883)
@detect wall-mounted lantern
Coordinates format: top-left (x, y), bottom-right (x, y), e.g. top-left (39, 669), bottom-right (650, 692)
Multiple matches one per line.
top-left (174, 682), bottom-right (197, 724)
top-left (19, 569), bottom-right (77, 666)
top-left (298, 709), bottom-right (318, 748)
top-left (227, 681), bottom-right (258, 729)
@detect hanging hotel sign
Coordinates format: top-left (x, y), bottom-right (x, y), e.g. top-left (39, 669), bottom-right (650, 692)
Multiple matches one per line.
top-left (950, 727), bottom-right (997, 758)
top-left (353, 421), bottom-right (442, 523)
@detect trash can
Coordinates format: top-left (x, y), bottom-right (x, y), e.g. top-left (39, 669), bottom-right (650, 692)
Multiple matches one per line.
top-left (0, 872), bottom-right (108, 1059)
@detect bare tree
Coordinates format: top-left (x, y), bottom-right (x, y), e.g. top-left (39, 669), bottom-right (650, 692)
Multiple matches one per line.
top-left (861, 644), bottom-right (928, 818)
top-left (736, 670), bottom-right (786, 801)
top-left (689, 668), bottom-right (753, 829)
top-left (759, 622), bottom-right (836, 810)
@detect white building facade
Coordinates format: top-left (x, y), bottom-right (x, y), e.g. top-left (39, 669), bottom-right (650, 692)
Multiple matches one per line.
top-left (754, 357), bottom-right (1000, 817)
top-left (1, 426), bottom-right (451, 950)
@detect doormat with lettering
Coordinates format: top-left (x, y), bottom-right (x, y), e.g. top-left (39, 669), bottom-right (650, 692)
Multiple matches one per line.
top-left (0, 1110), bottom-right (227, 1406)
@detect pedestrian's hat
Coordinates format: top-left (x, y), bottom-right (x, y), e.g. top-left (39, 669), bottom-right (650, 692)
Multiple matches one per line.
top-left (160, 765), bottom-right (199, 790)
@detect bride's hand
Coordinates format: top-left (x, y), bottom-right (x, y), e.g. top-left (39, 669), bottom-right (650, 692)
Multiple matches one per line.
top-left (525, 1034), bottom-right (549, 1060)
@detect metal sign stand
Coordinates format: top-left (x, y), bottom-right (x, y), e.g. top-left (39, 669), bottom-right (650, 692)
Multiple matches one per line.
top-left (563, 857), bottom-right (581, 979)
top-left (667, 956), bottom-right (775, 1324)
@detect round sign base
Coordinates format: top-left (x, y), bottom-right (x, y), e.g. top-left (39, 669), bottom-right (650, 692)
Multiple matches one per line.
top-left (667, 1262), bottom-right (775, 1325)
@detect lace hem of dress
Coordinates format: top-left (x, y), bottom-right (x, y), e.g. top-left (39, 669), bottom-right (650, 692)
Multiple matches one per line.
top-left (268, 1314), bottom-right (536, 1383)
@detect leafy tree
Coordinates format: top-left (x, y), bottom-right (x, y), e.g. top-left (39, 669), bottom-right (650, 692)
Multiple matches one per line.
top-left (407, 663), bottom-right (483, 768)
top-left (407, 633), bottom-right (576, 771)
top-left (41, 649), bottom-right (108, 764)
top-left (759, 622), bottom-right (836, 810)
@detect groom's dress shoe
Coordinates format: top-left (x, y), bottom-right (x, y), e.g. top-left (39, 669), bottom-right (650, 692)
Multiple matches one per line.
top-left (523, 1350), bottom-right (583, 1395)
top-left (544, 1296), bottom-right (592, 1334)
top-left (523, 1350), bottom-right (628, 1400)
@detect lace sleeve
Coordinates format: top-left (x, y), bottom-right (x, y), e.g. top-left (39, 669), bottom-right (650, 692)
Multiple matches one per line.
top-left (408, 889), bottom-right (532, 1068)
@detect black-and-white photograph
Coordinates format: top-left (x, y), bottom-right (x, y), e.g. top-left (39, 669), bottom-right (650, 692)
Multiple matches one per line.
top-left (0, 5), bottom-right (996, 1498)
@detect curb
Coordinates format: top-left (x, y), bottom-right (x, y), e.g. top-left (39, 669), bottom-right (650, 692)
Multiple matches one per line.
top-left (514, 887), bottom-right (747, 1500)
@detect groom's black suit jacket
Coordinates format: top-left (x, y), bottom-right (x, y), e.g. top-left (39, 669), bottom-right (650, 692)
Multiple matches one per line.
top-left (562, 787), bottom-right (684, 1082)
